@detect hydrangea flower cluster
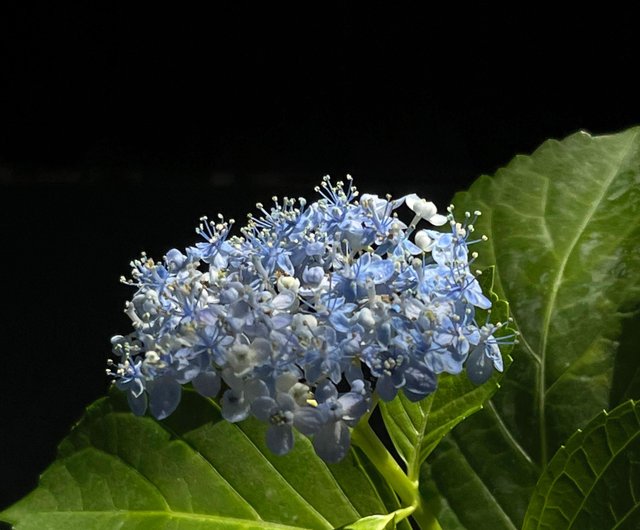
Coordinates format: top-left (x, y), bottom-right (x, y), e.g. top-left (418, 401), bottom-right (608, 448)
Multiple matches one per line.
top-left (108, 177), bottom-right (508, 462)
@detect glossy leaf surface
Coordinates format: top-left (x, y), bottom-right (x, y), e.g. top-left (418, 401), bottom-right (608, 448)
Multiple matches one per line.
top-left (523, 400), bottom-right (640, 530)
top-left (1, 389), bottom-right (403, 530)
top-left (424, 127), bottom-right (640, 528)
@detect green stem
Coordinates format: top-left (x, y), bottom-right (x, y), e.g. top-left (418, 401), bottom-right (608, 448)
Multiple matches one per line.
top-left (412, 499), bottom-right (443, 530)
top-left (351, 420), bottom-right (442, 530)
top-left (351, 421), bottom-right (416, 503)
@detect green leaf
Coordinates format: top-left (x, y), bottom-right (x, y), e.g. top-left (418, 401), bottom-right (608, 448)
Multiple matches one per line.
top-left (341, 514), bottom-right (396, 530)
top-left (1, 388), bottom-right (403, 530)
top-left (523, 400), bottom-right (640, 530)
top-left (379, 267), bottom-right (514, 481)
top-left (339, 505), bottom-right (415, 529)
top-left (419, 413), bottom-right (540, 530)
top-left (424, 127), bottom-right (640, 528)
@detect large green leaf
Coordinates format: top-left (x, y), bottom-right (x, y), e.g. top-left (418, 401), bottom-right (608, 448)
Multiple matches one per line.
top-left (379, 267), bottom-right (514, 481)
top-left (423, 127), bottom-right (640, 528)
top-left (1, 388), bottom-right (411, 530)
top-left (523, 400), bottom-right (640, 530)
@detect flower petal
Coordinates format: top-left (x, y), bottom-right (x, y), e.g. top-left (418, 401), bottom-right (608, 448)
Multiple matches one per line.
top-left (148, 376), bottom-right (182, 420)
top-left (338, 392), bottom-right (368, 423)
top-left (466, 344), bottom-right (494, 385)
top-left (376, 375), bottom-right (399, 402)
top-left (275, 392), bottom-right (297, 411)
top-left (127, 389), bottom-right (148, 416)
top-left (428, 213), bottom-right (448, 226)
top-left (313, 421), bottom-right (350, 463)
top-left (251, 396), bottom-right (277, 422)
top-left (221, 388), bottom-right (250, 422)
top-left (272, 289), bottom-right (296, 310)
top-left (404, 193), bottom-right (420, 211)
top-left (266, 424), bottom-right (294, 456)
top-left (192, 371), bottom-right (221, 397)
top-left (316, 380), bottom-right (338, 403)
top-left (294, 406), bottom-right (325, 435)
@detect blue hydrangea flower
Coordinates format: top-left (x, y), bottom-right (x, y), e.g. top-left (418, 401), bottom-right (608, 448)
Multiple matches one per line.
top-left (108, 176), bottom-right (513, 462)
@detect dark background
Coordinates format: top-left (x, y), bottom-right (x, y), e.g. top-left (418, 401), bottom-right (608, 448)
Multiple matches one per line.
top-left (1, 6), bottom-right (638, 512)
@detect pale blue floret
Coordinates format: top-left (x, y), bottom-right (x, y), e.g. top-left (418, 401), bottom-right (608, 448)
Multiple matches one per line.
top-left (311, 380), bottom-right (370, 463)
top-left (220, 376), bottom-right (269, 423)
top-left (251, 392), bottom-right (301, 456)
top-left (466, 323), bottom-right (509, 384)
top-left (109, 176), bottom-right (510, 462)
top-left (363, 346), bottom-right (409, 401)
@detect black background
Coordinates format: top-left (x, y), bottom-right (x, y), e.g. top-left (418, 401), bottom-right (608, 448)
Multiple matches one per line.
top-left (1, 5), bottom-right (638, 512)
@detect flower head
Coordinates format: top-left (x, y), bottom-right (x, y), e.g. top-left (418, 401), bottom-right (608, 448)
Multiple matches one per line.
top-left (108, 177), bottom-right (510, 462)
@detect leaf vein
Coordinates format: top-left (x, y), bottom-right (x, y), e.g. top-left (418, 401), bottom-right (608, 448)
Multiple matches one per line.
top-left (75, 445), bottom-right (172, 511)
top-left (133, 412), bottom-right (263, 520)
top-left (485, 400), bottom-right (539, 472)
top-left (537, 412), bottom-right (640, 529)
top-left (448, 434), bottom-right (518, 530)
top-left (537, 129), bottom-right (640, 466)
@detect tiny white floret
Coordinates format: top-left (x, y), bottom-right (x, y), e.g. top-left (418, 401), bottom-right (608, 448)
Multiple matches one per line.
top-left (404, 194), bottom-right (448, 226)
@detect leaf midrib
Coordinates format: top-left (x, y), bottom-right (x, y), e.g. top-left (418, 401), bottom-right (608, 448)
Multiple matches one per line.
top-left (408, 396), bottom-right (432, 481)
top-left (107, 409), bottom-right (262, 519)
top-left (232, 420), bottom-right (349, 527)
top-left (216, 396), bottom-right (372, 525)
top-left (106, 400), bottom-right (339, 529)
top-left (14, 509), bottom-right (313, 529)
top-left (187, 397), bottom-right (348, 527)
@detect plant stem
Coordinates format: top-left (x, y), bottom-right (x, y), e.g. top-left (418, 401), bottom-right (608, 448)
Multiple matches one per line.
top-left (412, 499), bottom-right (443, 530)
top-left (351, 421), bottom-right (416, 503)
top-left (351, 420), bottom-right (442, 530)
